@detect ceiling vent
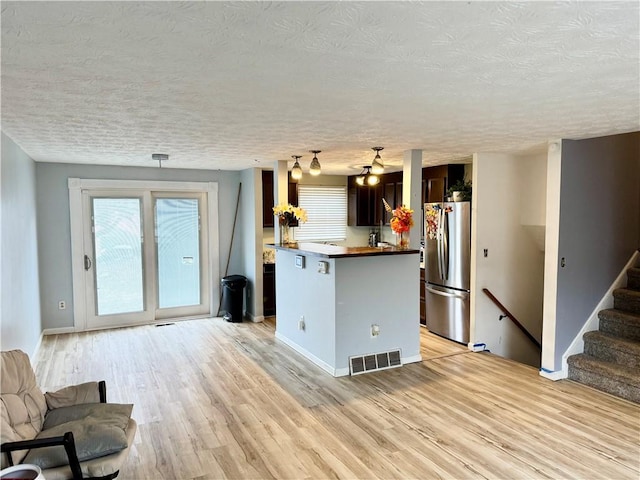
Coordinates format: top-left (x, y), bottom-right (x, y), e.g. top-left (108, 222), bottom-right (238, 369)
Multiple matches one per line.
top-left (349, 349), bottom-right (401, 375)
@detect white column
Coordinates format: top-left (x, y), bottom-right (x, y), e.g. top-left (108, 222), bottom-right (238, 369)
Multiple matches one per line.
top-left (274, 160), bottom-right (289, 244)
top-left (403, 149), bottom-right (422, 248)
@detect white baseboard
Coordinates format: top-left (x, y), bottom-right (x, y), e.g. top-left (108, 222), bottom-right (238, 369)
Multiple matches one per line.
top-left (539, 368), bottom-right (566, 381)
top-left (275, 332), bottom-right (423, 377)
top-left (42, 327), bottom-right (76, 336)
top-left (402, 354), bottom-right (423, 365)
top-left (275, 332), bottom-right (339, 377)
top-left (547, 250), bottom-right (640, 381)
top-left (468, 342), bottom-right (488, 352)
top-left (245, 312), bottom-right (264, 323)
top-left (32, 332), bottom-right (45, 361)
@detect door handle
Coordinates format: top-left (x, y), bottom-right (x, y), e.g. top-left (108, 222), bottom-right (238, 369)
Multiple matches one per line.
top-left (436, 208), bottom-right (444, 280)
top-left (426, 286), bottom-right (467, 299)
top-left (442, 210), bottom-right (449, 280)
top-left (84, 255), bottom-right (92, 271)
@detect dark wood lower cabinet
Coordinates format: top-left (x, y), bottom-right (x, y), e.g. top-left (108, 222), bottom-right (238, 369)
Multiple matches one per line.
top-left (420, 268), bottom-right (426, 326)
top-left (263, 263), bottom-right (276, 316)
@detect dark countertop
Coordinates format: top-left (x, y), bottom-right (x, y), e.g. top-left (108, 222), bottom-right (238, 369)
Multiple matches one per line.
top-left (267, 242), bottom-right (420, 259)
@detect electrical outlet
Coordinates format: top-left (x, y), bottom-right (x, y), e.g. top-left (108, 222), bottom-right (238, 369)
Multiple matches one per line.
top-left (371, 324), bottom-right (380, 337)
top-left (298, 316), bottom-right (305, 331)
top-left (58, 301), bottom-right (66, 310)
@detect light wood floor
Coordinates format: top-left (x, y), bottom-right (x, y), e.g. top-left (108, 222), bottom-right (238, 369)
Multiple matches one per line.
top-left (34, 318), bottom-right (639, 480)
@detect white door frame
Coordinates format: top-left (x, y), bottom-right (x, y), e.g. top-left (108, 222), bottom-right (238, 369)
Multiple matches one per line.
top-left (69, 178), bottom-right (220, 331)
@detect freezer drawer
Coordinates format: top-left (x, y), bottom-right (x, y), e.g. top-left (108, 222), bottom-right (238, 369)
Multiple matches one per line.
top-left (425, 284), bottom-right (470, 344)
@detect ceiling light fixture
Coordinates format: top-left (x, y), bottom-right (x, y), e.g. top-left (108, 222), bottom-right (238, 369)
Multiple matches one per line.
top-left (291, 155), bottom-right (303, 180)
top-left (309, 150), bottom-right (322, 176)
top-left (355, 166), bottom-right (379, 186)
top-left (370, 147), bottom-right (384, 174)
top-left (152, 153), bottom-right (169, 168)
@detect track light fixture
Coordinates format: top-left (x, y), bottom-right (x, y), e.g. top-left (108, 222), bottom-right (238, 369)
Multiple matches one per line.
top-left (309, 150), bottom-right (321, 176)
top-left (370, 147), bottom-right (384, 174)
top-left (291, 155), bottom-right (303, 180)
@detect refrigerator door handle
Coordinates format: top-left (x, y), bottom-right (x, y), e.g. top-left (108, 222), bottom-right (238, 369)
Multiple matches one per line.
top-left (436, 208), bottom-right (443, 280)
top-left (442, 209), bottom-right (449, 280)
top-left (426, 285), bottom-right (468, 299)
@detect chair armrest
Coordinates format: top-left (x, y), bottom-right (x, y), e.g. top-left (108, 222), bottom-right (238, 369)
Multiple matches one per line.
top-left (45, 381), bottom-right (106, 409)
top-left (99, 380), bottom-right (107, 403)
top-left (1, 432), bottom-right (83, 480)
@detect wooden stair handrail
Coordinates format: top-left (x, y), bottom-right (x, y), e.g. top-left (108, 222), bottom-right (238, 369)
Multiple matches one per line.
top-left (482, 288), bottom-right (542, 350)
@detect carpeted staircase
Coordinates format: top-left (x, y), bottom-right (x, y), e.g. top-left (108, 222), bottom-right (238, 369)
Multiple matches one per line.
top-left (567, 267), bottom-right (640, 403)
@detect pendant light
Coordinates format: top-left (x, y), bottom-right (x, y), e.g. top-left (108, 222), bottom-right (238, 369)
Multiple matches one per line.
top-left (356, 166), bottom-right (379, 186)
top-left (309, 150), bottom-right (322, 176)
top-left (370, 147), bottom-right (384, 174)
top-left (291, 155), bottom-right (303, 180)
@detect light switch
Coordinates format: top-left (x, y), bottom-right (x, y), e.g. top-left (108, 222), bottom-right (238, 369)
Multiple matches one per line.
top-left (318, 261), bottom-right (328, 274)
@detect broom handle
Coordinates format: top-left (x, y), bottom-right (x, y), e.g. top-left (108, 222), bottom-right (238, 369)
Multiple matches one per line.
top-left (218, 182), bottom-right (242, 315)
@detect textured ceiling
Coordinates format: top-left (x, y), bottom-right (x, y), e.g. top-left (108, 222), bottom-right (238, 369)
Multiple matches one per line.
top-left (1, 1), bottom-right (639, 175)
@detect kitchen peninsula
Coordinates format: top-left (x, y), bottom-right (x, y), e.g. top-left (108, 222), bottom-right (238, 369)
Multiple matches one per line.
top-left (270, 242), bottom-right (421, 376)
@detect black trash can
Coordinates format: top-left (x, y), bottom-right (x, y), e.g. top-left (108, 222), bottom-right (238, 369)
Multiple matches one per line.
top-left (221, 275), bottom-right (247, 322)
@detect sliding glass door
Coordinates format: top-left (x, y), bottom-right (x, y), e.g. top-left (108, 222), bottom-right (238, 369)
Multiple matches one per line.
top-left (153, 194), bottom-right (208, 319)
top-left (92, 197), bottom-right (146, 318)
top-left (82, 190), bottom-right (209, 329)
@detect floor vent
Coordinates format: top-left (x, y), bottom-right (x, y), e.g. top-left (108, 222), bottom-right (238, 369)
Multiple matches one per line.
top-left (349, 349), bottom-right (402, 375)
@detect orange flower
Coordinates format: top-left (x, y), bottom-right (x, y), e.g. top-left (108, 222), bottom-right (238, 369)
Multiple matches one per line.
top-left (390, 205), bottom-right (414, 234)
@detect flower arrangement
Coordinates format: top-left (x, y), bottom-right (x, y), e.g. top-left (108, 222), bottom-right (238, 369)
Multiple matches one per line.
top-left (273, 203), bottom-right (308, 226)
top-left (383, 198), bottom-right (414, 233)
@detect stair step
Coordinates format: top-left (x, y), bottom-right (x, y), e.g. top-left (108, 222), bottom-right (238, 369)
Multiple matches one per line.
top-left (613, 288), bottom-right (640, 314)
top-left (628, 267), bottom-right (640, 290)
top-left (567, 354), bottom-right (640, 403)
top-left (599, 309), bottom-right (640, 341)
top-left (583, 331), bottom-right (640, 367)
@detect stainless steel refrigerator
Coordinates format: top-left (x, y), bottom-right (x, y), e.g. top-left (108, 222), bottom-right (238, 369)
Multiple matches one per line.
top-left (424, 201), bottom-right (471, 343)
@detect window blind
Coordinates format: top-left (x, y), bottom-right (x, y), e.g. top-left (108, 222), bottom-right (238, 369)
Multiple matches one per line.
top-left (295, 185), bottom-right (347, 241)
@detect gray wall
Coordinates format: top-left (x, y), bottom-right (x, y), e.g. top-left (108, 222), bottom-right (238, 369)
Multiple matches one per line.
top-left (554, 132), bottom-right (640, 366)
top-left (1, 133), bottom-right (42, 355)
top-left (36, 162), bottom-right (243, 329)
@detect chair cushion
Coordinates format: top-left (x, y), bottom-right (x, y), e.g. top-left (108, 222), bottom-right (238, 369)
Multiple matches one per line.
top-left (23, 403), bottom-right (133, 470)
top-left (1, 350), bottom-right (47, 468)
top-left (44, 382), bottom-right (101, 410)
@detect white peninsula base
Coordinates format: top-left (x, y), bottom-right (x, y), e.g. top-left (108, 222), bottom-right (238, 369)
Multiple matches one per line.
top-left (272, 243), bottom-right (421, 377)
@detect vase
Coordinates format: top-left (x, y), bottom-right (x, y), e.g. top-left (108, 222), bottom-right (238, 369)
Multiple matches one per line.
top-left (279, 223), bottom-right (293, 245)
top-left (396, 230), bottom-right (410, 249)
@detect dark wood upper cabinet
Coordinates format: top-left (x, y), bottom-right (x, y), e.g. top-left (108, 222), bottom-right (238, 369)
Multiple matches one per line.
top-left (347, 176), bottom-right (381, 227)
top-left (422, 164), bottom-right (465, 203)
top-left (262, 170), bottom-right (299, 228)
top-left (380, 171), bottom-right (403, 225)
top-left (347, 164), bottom-right (465, 230)
top-left (262, 170), bottom-right (275, 227)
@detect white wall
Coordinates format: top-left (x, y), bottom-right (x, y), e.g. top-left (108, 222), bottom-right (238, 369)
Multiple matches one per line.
top-left (1, 133), bottom-right (42, 355)
top-left (470, 152), bottom-right (547, 367)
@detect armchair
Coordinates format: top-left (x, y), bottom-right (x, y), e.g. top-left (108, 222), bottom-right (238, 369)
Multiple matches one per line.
top-left (1, 350), bottom-right (136, 480)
